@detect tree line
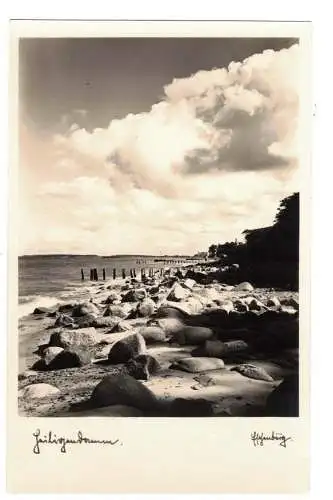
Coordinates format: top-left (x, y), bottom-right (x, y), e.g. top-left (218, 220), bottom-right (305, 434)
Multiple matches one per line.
top-left (207, 193), bottom-right (299, 289)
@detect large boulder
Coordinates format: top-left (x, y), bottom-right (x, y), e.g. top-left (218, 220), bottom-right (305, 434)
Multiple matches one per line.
top-left (43, 346), bottom-right (64, 365)
top-left (54, 313), bottom-right (76, 328)
top-left (183, 278), bottom-right (196, 290)
top-left (33, 306), bottom-right (50, 315)
top-left (125, 354), bottom-right (161, 380)
top-left (138, 326), bottom-right (167, 343)
top-left (122, 288), bottom-right (147, 302)
top-left (19, 383), bottom-right (60, 399)
top-left (172, 326), bottom-right (214, 345)
top-left (93, 317), bottom-right (123, 329)
top-left (231, 364), bottom-right (274, 382)
top-left (47, 348), bottom-right (93, 370)
top-left (88, 373), bottom-right (159, 412)
top-left (185, 270), bottom-right (211, 285)
top-left (155, 305), bottom-right (189, 321)
top-left (193, 339), bottom-right (249, 358)
top-left (137, 298), bottom-right (156, 317)
top-left (167, 283), bottom-right (189, 302)
top-left (58, 303), bottom-right (76, 314)
top-left (176, 298), bottom-right (203, 315)
top-left (103, 305), bottom-right (129, 318)
top-left (234, 282), bottom-right (254, 292)
top-left (72, 302), bottom-right (100, 318)
top-left (49, 327), bottom-right (100, 349)
top-left (170, 357), bottom-right (225, 373)
top-left (107, 333), bottom-right (146, 364)
top-left (31, 359), bottom-right (48, 371)
top-left (157, 317), bottom-right (185, 335)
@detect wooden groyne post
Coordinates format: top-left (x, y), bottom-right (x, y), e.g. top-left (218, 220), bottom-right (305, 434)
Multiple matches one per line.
top-left (102, 268), bottom-right (106, 280)
top-left (122, 268), bottom-right (126, 279)
top-left (90, 269), bottom-right (94, 281)
top-left (81, 268), bottom-right (84, 281)
top-left (113, 268), bottom-right (116, 280)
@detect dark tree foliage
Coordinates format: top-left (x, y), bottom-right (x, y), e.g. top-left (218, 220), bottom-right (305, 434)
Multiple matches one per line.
top-left (243, 192), bottom-right (299, 263)
top-left (207, 193), bottom-right (299, 289)
top-left (208, 244), bottom-right (217, 259)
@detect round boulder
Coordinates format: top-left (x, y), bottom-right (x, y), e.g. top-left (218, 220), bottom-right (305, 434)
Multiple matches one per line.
top-left (173, 326), bottom-right (214, 345)
top-left (183, 278), bottom-right (196, 290)
top-left (171, 357), bottom-right (224, 373)
top-left (33, 307), bottom-right (49, 315)
top-left (137, 298), bottom-right (156, 317)
top-left (231, 364), bottom-right (274, 382)
top-left (139, 326), bottom-right (167, 343)
top-left (47, 348), bottom-right (92, 370)
top-left (194, 339), bottom-right (249, 358)
top-left (20, 383), bottom-right (60, 399)
top-left (126, 354), bottom-right (161, 380)
top-left (122, 288), bottom-right (147, 302)
top-left (157, 317), bottom-right (185, 335)
top-left (155, 305), bottom-right (188, 321)
top-left (166, 283), bottom-right (189, 302)
top-left (107, 333), bottom-right (146, 364)
top-left (49, 327), bottom-right (100, 349)
top-left (234, 282), bottom-right (254, 292)
top-left (88, 373), bottom-right (158, 412)
top-left (93, 317), bottom-right (122, 328)
top-left (72, 302), bottom-right (99, 318)
top-left (103, 305), bottom-right (129, 318)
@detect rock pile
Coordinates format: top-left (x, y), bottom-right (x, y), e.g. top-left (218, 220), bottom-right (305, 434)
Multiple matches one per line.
top-left (19, 265), bottom-right (299, 417)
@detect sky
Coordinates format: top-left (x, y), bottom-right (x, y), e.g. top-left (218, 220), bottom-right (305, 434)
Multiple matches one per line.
top-left (19, 37), bottom-right (300, 256)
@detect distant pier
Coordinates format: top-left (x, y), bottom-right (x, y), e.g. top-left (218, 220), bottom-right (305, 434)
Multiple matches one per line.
top-left (81, 257), bottom-right (205, 281)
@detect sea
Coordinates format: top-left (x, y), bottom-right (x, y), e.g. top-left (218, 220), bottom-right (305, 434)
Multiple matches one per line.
top-left (18, 254), bottom-right (190, 318)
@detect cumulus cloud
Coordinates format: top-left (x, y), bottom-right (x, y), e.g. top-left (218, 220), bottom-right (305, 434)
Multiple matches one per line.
top-left (20, 44), bottom-right (300, 255)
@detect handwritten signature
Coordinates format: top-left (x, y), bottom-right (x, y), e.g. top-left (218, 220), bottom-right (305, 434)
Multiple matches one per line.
top-left (32, 429), bottom-right (122, 454)
top-left (250, 431), bottom-right (292, 448)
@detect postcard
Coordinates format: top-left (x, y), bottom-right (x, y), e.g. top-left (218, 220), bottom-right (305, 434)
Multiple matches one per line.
top-left (7, 20), bottom-right (311, 493)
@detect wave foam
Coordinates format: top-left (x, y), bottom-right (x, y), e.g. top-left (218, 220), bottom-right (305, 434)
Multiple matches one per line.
top-left (18, 295), bottom-right (63, 318)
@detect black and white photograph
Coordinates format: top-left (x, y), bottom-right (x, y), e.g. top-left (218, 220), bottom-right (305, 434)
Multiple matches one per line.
top-left (17, 31), bottom-right (303, 419)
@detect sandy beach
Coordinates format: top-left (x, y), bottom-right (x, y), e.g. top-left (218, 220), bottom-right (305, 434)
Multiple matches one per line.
top-left (18, 264), bottom-right (299, 418)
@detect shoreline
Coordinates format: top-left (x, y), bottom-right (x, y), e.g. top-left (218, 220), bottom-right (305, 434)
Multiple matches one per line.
top-left (18, 264), bottom-right (299, 417)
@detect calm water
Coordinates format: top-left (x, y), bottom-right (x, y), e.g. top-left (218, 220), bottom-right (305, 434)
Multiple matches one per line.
top-left (18, 254), bottom-right (188, 317)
